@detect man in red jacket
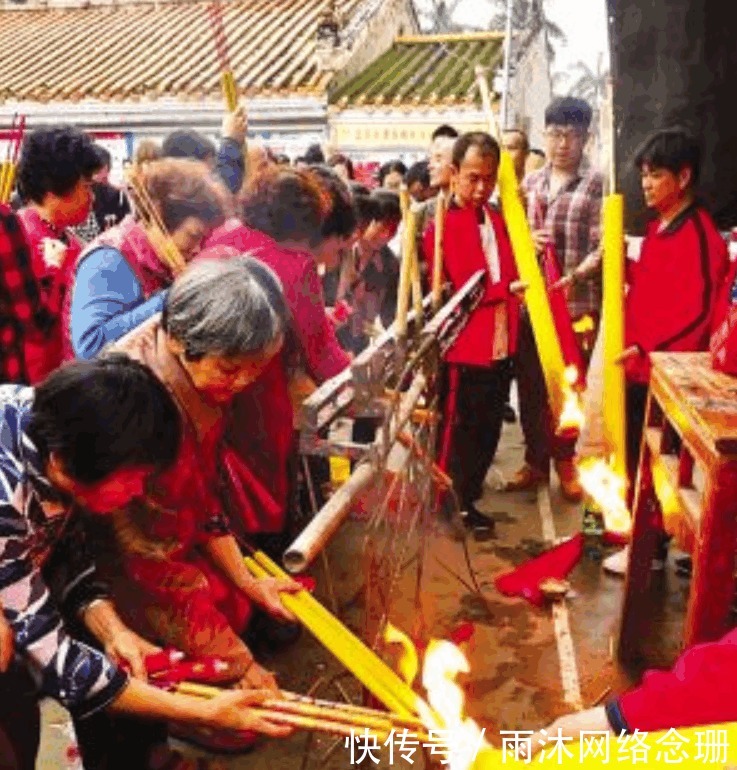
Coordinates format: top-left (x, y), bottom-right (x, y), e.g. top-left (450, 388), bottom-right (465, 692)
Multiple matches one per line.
top-left (527, 626), bottom-right (737, 758)
top-left (425, 132), bottom-right (522, 537)
top-left (623, 128), bottom-right (728, 487)
top-left (600, 127), bottom-right (729, 578)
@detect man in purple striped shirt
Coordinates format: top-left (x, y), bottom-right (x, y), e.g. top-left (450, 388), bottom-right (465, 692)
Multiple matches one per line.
top-left (507, 97), bottom-right (603, 500)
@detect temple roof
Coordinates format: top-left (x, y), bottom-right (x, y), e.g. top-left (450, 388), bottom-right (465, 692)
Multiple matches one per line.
top-left (0, 0), bottom-right (365, 103)
top-left (330, 32), bottom-right (504, 109)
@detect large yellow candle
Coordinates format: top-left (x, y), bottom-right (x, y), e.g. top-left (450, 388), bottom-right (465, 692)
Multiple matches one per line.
top-left (395, 188), bottom-right (414, 337)
top-left (602, 194), bottom-right (627, 478)
top-left (245, 553), bottom-right (428, 718)
top-left (496, 152), bottom-right (568, 420)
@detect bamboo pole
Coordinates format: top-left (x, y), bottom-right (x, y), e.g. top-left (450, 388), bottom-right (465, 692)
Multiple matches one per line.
top-left (409, 235), bottom-right (423, 329)
top-left (283, 463), bottom-right (375, 573)
top-left (431, 189), bottom-right (447, 313)
top-left (395, 187), bottom-right (414, 338)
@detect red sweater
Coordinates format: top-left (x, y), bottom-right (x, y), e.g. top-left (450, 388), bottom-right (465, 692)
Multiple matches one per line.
top-left (625, 205), bottom-right (728, 383)
top-left (205, 221), bottom-right (350, 532)
top-left (423, 203), bottom-right (519, 367)
top-left (205, 220), bottom-right (349, 381)
top-left (607, 627), bottom-right (737, 733)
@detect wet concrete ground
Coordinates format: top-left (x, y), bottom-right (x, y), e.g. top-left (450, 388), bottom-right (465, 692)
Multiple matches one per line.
top-left (37, 417), bottom-right (695, 769)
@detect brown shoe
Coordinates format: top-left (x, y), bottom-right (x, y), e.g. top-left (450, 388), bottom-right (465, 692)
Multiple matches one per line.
top-left (556, 459), bottom-right (583, 502)
top-left (504, 463), bottom-right (547, 491)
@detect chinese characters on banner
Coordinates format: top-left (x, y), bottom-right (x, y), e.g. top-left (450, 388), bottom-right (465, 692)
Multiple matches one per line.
top-left (344, 727), bottom-right (729, 765)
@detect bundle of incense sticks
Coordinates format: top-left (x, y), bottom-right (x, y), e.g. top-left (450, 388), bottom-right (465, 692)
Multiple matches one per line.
top-left (0, 114), bottom-right (26, 204)
top-left (125, 168), bottom-right (186, 275)
top-left (172, 681), bottom-right (431, 742)
top-left (208, 2), bottom-right (238, 112)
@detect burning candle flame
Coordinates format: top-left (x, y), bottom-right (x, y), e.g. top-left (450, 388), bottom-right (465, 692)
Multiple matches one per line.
top-left (383, 622), bottom-right (419, 687)
top-left (577, 457), bottom-right (631, 534)
top-left (422, 640), bottom-right (490, 770)
top-left (557, 365), bottom-right (585, 436)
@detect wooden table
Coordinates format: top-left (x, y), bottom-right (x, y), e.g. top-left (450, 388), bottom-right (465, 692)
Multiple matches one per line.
top-left (618, 352), bottom-right (737, 662)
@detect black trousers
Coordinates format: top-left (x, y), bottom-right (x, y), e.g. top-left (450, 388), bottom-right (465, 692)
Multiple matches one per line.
top-left (516, 311), bottom-right (597, 472)
top-left (625, 382), bottom-right (650, 505)
top-left (0, 664), bottom-right (40, 770)
top-left (444, 361), bottom-right (512, 508)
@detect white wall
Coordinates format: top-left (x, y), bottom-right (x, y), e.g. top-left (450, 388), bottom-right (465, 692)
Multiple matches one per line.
top-left (507, 29), bottom-right (552, 148)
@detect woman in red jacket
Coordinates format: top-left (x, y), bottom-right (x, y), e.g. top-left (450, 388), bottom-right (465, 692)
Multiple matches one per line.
top-left (424, 132), bottom-right (523, 538)
top-left (205, 167), bottom-right (353, 543)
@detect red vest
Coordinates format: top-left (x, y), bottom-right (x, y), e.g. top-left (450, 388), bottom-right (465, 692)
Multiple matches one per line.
top-left (61, 216), bottom-right (173, 361)
top-left (424, 203), bottom-right (520, 367)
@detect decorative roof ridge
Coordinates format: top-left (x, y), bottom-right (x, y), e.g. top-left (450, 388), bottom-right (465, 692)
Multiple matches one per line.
top-left (395, 31), bottom-right (504, 44)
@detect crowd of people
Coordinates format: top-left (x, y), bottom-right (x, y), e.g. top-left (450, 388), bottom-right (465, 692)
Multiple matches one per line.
top-left (1, 92), bottom-right (736, 769)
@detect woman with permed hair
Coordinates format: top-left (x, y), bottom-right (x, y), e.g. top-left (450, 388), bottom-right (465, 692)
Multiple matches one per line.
top-left (64, 157), bottom-right (231, 361)
top-left (16, 126), bottom-right (103, 382)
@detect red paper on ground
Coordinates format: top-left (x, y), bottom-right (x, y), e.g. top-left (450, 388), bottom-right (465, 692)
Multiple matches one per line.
top-left (494, 533), bottom-right (584, 607)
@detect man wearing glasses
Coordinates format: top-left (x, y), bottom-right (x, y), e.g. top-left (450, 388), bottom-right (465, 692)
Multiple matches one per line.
top-left (506, 97), bottom-right (603, 500)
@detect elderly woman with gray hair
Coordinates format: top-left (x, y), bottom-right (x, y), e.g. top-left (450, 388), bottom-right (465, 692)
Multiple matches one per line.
top-left (95, 256), bottom-right (301, 745)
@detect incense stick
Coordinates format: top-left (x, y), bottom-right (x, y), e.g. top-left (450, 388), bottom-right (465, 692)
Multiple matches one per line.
top-left (172, 681), bottom-right (431, 741)
top-left (208, 2), bottom-right (239, 112)
top-left (126, 170), bottom-right (186, 274)
top-left (0, 113), bottom-right (24, 204)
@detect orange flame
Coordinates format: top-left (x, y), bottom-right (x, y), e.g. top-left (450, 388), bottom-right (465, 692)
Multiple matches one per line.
top-left (557, 365), bottom-right (584, 435)
top-left (651, 459), bottom-right (681, 517)
top-left (383, 622), bottom-right (419, 687)
top-left (577, 456), bottom-right (631, 534)
top-left (421, 640), bottom-right (489, 770)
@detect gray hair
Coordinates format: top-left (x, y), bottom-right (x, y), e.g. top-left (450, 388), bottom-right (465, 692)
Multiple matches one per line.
top-left (162, 254), bottom-right (289, 360)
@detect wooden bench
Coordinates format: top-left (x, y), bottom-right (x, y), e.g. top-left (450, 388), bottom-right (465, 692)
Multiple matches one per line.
top-left (618, 352), bottom-right (737, 662)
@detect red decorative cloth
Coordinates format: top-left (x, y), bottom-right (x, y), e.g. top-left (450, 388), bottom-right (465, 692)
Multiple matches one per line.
top-left (494, 533), bottom-right (583, 607)
top-left (542, 242), bottom-right (585, 388)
